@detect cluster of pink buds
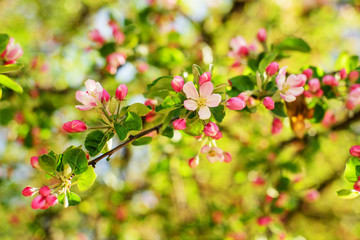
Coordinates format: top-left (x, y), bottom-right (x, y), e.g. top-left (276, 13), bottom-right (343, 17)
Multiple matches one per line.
top-left (271, 118), bottom-right (283, 135)
top-left (304, 78), bottom-right (323, 98)
top-left (321, 111), bottom-right (336, 128)
top-left (106, 52), bottom-right (127, 75)
top-left (204, 122), bottom-right (223, 139)
top-left (322, 75), bottom-right (338, 87)
top-left (346, 84), bottom-right (360, 110)
top-left (23, 186), bottom-right (58, 210)
top-left (1, 37), bottom-right (23, 65)
top-left (109, 20), bottom-right (125, 45)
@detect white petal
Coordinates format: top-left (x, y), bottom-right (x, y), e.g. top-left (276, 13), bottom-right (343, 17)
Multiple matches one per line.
top-left (199, 82), bottom-right (214, 97)
top-left (76, 105), bottom-right (93, 111)
top-left (198, 106), bottom-right (211, 120)
top-left (85, 79), bottom-right (97, 92)
top-left (184, 99), bottom-right (198, 111)
top-left (206, 94), bottom-right (221, 107)
top-left (276, 75), bottom-right (285, 90)
top-left (280, 93), bottom-right (296, 102)
top-left (183, 81), bottom-right (199, 99)
top-left (287, 87), bottom-right (304, 96)
top-left (76, 91), bottom-right (97, 106)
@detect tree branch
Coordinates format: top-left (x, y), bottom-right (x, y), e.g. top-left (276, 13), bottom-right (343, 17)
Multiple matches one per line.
top-left (88, 118), bottom-right (178, 167)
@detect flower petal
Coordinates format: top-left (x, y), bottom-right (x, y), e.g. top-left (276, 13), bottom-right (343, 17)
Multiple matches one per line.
top-left (280, 93), bottom-right (296, 102)
top-left (76, 91), bottom-right (97, 106)
top-left (206, 94), bottom-right (221, 107)
top-left (199, 82), bottom-right (214, 97)
top-left (85, 79), bottom-right (97, 92)
top-left (198, 106), bottom-right (211, 120)
top-left (76, 105), bottom-right (93, 111)
top-left (276, 75), bottom-right (285, 90)
top-left (183, 81), bottom-right (199, 99)
top-left (184, 99), bottom-right (198, 111)
top-left (287, 87), bottom-right (304, 96)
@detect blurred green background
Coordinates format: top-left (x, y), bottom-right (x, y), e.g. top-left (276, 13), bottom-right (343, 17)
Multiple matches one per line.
top-left (2, 0), bottom-right (360, 239)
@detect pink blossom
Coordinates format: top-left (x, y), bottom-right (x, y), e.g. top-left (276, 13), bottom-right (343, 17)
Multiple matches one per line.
top-left (106, 52), bottom-right (126, 75)
top-left (265, 62), bottom-right (279, 77)
top-left (263, 97), bottom-right (274, 110)
top-left (22, 187), bottom-right (36, 197)
top-left (223, 152), bottom-right (232, 163)
top-left (302, 68), bottom-right (313, 80)
top-left (339, 68), bottom-right (347, 79)
top-left (137, 62), bottom-right (149, 73)
top-left (63, 120), bottom-right (87, 133)
top-left (308, 78), bottom-right (321, 93)
top-left (102, 89), bottom-right (110, 103)
top-left (204, 122), bottom-right (219, 137)
top-left (113, 30), bottom-right (125, 45)
top-left (115, 84), bottom-right (128, 101)
top-left (322, 75), bottom-right (338, 86)
top-left (213, 131), bottom-right (223, 140)
top-left (171, 76), bottom-right (184, 92)
top-left (76, 79), bottom-right (104, 110)
top-left (238, 92), bottom-right (256, 108)
top-left (88, 29), bottom-right (105, 45)
top-left (257, 216), bottom-right (272, 226)
top-left (271, 118), bottom-right (283, 135)
top-left (257, 28), bottom-right (267, 43)
top-left (229, 36), bottom-right (249, 59)
top-left (188, 157), bottom-right (199, 168)
top-left (39, 186), bottom-right (51, 197)
top-left (183, 82), bottom-right (221, 120)
top-left (1, 38), bottom-right (23, 64)
top-left (276, 67), bottom-right (305, 102)
top-left (226, 97), bottom-right (246, 110)
top-left (305, 189), bottom-right (320, 202)
top-left (346, 85), bottom-right (360, 110)
top-left (173, 119), bottom-right (186, 130)
top-left (199, 72), bottom-right (211, 85)
top-left (31, 195), bottom-right (46, 209)
top-left (349, 71), bottom-right (359, 82)
top-left (321, 111), bottom-right (336, 128)
top-left (350, 145), bottom-right (360, 158)
top-left (201, 145), bottom-right (225, 163)
top-left (30, 156), bottom-right (39, 168)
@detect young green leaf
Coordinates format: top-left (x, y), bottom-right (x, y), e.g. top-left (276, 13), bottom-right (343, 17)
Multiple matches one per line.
top-left (344, 157), bottom-right (360, 182)
top-left (0, 74), bottom-right (23, 93)
top-left (210, 105), bottom-right (225, 123)
top-left (0, 63), bottom-right (24, 73)
top-left (132, 137), bottom-right (153, 146)
top-left (275, 37), bottom-right (311, 53)
top-left (62, 147), bottom-right (88, 175)
top-left (336, 189), bottom-right (360, 199)
top-left (0, 34), bottom-right (9, 53)
top-left (39, 154), bottom-right (57, 173)
top-left (115, 112), bottom-right (142, 140)
top-left (229, 75), bottom-right (255, 92)
top-left (77, 166), bottom-right (97, 191)
top-left (258, 53), bottom-right (277, 74)
top-left (124, 103), bottom-right (151, 116)
top-left (183, 118), bottom-right (204, 136)
top-left (271, 102), bottom-right (287, 118)
top-left (85, 131), bottom-right (114, 157)
top-left (58, 192), bottom-right (81, 206)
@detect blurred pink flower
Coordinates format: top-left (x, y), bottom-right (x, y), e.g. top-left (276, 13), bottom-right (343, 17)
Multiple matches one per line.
top-left (76, 79), bottom-right (104, 110)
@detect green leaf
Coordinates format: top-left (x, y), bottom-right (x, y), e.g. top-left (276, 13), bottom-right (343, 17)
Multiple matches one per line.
top-left (336, 189), bottom-right (360, 199)
top-left (124, 103), bottom-right (151, 116)
top-left (0, 74), bottom-right (23, 93)
top-left (210, 105), bottom-right (225, 123)
top-left (155, 95), bottom-right (183, 113)
top-left (0, 63), bottom-right (24, 73)
top-left (183, 118), bottom-right (204, 136)
top-left (310, 104), bottom-right (325, 123)
top-left (147, 76), bottom-right (173, 91)
top-left (99, 42), bottom-right (116, 58)
top-left (132, 137), bottom-right (153, 146)
top-left (161, 126), bottom-right (174, 138)
top-left (58, 192), bottom-right (81, 206)
top-left (77, 166), bottom-right (97, 191)
top-left (115, 112), bottom-right (142, 140)
top-left (344, 157), bottom-right (360, 182)
top-left (275, 37), bottom-right (311, 52)
top-left (271, 102), bottom-right (287, 118)
top-left (39, 154), bottom-right (57, 173)
top-left (348, 55), bottom-right (359, 71)
top-left (62, 147), bottom-right (88, 175)
top-left (0, 34), bottom-right (9, 53)
top-left (258, 53), bottom-right (277, 74)
top-left (229, 75), bottom-right (255, 92)
top-left (192, 64), bottom-right (203, 82)
top-left (85, 131), bottom-right (114, 157)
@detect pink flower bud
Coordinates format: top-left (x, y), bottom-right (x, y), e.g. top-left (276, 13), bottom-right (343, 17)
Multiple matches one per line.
top-left (115, 84), bottom-right (128, 101)
top-left (31, 195), bottom-right (46, 209)
top-left (88, 29), bottom-right (105, 45)
top-left (350, 145), bottom-right (360, 158)
top-left (22, 186), bottom-right (35, 197)
top-left (106, 52), bottom-right (126, 75)
top-left (349, 71), bottom-right (359, 82)
top-left (322, 75), bottom-right (338, 86)
top-left (354, 179), bottom-right (360, 192)
top-left (321, 111), bottom-right (336, 128)
top-left (213, 131), bottom-right (223, 140)
top-left (63, 120), bottom-right (87, 133)
top-left (305, 189), bottom-right (320, 202)
top-left (226, 97), bottom-right (246, 110)
top-left (1, 38), bottom-right (23, 64)
top-left (201, 145), bottom-right (211, 154)
top-left (173, 119), bottom-right (186, 130)
top-left (257, 28), bottom-right (267, 43)
top-left (199, 72), bottom-right (211, 85)
top-left (39, 186), bottom-right (51, 197)
top-left (271, 118), bottom-right (283, 135)
top-left (308, 78), bottom-right (320, 93)
top-left (188, 157), bottom-right (198, 168)
top-left (30, 156), bottom-right (39, 168)
top-left (171, 76), bottom-right (184, 92)
top-left (102, 89), bottom-right (110, 103)
top-left (265, 62), bottom-right (279, 77)
top-left (223, 152), bottom-right (232, 163)
top-left (137, 62), bottom-right (149, 73)
top-left (339, 68), bottom-right (347, 79)
top-left (238, 46), bottom-right (249, 56)
top-left (257, 216), bottom-right (272, 226)
top-left (302, 68), bottom-right (313, 80)
top-left (113, 30), bottom-right (125, 45)
top-left (145, 99), bottom-right (157, 107)
top-left (46, 195), bottom-right (58, 207)
top-left (263, 97), bottom-right (274, 110)
top-left (204, 122), bottom-right (219, 137)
